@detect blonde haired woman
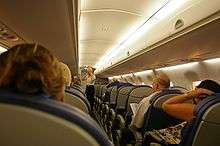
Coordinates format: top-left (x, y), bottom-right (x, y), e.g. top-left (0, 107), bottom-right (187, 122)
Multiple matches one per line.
top-left (0, 43), bottom-right (65, 101)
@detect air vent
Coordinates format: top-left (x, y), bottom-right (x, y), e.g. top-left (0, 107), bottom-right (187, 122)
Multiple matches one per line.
top-left (175, 19), bottom-right (184, 30)
top-left (127, 51), bottom-right (130, 56)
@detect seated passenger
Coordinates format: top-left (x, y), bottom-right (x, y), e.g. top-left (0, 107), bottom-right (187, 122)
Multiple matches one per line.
top-left (130, 73), bottom-right (170, 129)
top-left (71, 76), bottom-right (81, 86)
top-left (0, 43), bottom-right (65, 101)
top-left (120, 73), bottom-right (170, 145)
top-left (163, 79), bottom-right (220, 122)
top-left (145, 80), bottom-right (220, 145)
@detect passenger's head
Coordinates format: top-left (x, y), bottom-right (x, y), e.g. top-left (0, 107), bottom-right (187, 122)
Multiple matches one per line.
top-left (196, 80), bottom-right (220, 93)
top-left (0, 43), bottom-right (64, 101)
top-left (152, 73), bottom-right (170, 91)
top-left (59, 62), bottom-right (71, 86)
top-left (193, 80), bottom-right (220, 103)
top-left (87, 66), bottom-right (95, 76)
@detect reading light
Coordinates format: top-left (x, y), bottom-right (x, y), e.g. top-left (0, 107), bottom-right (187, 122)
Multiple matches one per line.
top-left (95, 0), bottom-right (187, 70)
top-left (0, 46), bottom-right (7, 54)
top-left (203, 58), bottom-right (220, 63)
top-left (156, 62), bottom-right (199, 71)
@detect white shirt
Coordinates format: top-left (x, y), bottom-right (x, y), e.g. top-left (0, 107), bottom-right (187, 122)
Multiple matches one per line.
top-left (130, 92), bottom-right (160, 128)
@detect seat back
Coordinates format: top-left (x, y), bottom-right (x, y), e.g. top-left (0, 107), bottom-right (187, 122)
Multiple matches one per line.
top-left (65, 87), bottom-right (91, 113)
top-left (65, 92), bottom-right (89, 113)
top-left (0, 89), bottom-right (112, 146)
top-left (126, 86), bottom-right (153, 113)
top-left (95, 84), bottom-right (101, 97)
top-left (116, 86), bottom-right (135, 110)
top-left (101, 86), bottom-right (107, 100)
top-left (109, 86), bottom-right (119, 106)
top-left (102, 87), bottom-right (113, 103)
top-left (98, 85), bottom-right (104, 98)
top-left (66, 86), bottom-right (85, 98)
top-left (142, 89), bottom-right (183, 133)
top-left (71, 84), bottom-right (86, 96)
top-left (180, 94), bottom-right (220, 146)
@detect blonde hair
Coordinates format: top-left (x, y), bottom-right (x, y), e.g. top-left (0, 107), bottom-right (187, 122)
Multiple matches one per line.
top-left (0, 44), bottom-right (64, 100)
top-left (59, 62), bottom-right (71, 86)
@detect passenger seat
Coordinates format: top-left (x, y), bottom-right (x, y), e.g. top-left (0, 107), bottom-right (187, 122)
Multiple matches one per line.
top-left (0, 89), bottom-right (112, 146)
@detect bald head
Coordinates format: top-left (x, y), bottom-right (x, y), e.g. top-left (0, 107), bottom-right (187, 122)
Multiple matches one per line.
top-left (152, 73), bottom-right (170, 91)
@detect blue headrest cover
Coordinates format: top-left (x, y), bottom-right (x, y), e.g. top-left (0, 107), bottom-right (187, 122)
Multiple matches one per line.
top-left (0, 89), bottom-right (112, 146)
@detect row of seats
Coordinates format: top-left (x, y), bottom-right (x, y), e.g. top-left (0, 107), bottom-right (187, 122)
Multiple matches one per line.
top-left (93, 84), bottom-right (154, 143)
top-left (93, 83), bottom-right (220, 146)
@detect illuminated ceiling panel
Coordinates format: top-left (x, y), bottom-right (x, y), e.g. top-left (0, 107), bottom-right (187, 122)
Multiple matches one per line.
top-left (79, 0), bottom-right (169, 67)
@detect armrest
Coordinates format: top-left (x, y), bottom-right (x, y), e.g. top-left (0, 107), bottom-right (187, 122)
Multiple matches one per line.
top-left (143, 131), bottom-right (163, 146)
top-left (147, 131), bottom-right (163, 143)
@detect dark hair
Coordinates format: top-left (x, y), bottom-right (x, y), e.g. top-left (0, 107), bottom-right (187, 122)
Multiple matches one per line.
top-left (197, 80), bottom-right (220, 93)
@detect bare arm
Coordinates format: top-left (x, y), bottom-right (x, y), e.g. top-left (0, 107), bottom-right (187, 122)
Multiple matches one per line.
top-left (162, 89), bottom-right (214, 121)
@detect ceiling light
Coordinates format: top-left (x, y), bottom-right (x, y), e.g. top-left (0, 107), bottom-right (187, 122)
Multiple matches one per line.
top-left (134, 70), bottom-right (153, 76)
top-left (108, 77), bottom-right (113, 80)
top-left (203, 58), bottom-right (220, 63)
top-left (156, 62), bottom-right (199, 71)
top-left (0, 46), bottom-right (7, 54)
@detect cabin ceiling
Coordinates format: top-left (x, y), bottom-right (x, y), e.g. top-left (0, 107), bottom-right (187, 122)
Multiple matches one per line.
top-left (79, 0), bottom-right (168, 67)
top-left (0, 0), bottom-right (79, 75)
top-left (98, 17), bottom-right (220, 77)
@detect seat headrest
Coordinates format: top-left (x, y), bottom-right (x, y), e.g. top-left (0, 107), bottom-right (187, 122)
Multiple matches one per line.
top-left (150, 89), bottom-right (183, 104)
top-left (65, 86), bottom-right (91, 111)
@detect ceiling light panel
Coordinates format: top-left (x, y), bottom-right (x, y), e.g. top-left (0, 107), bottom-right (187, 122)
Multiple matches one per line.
top-left (156, 62), bottom-right (199, 71)
top-left (0, 45), bottom-right (7, 54)
top-left (94, 0), bottom-right (171, 69)
top-left (204, 58), bottom-right (220, 63)
top-left (95, 0), bottom-right (219, 74)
